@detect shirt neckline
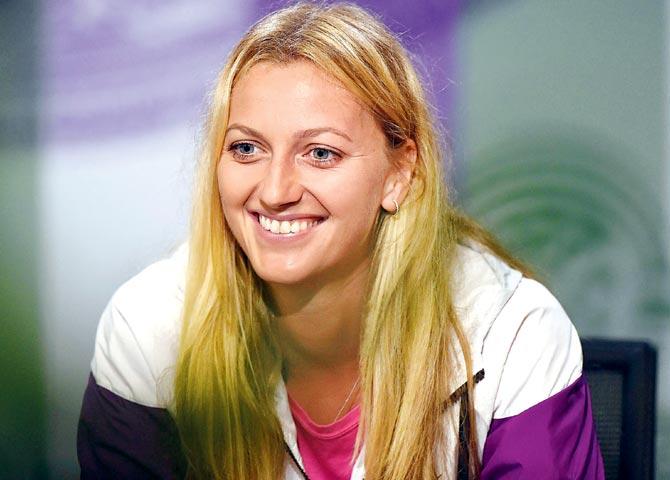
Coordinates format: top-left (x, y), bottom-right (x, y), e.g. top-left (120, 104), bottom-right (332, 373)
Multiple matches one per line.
top-left (288, 393), bottom-right (361, 440)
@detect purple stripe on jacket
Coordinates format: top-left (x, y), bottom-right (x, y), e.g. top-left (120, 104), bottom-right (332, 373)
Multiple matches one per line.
top-left (78, 372), bottom-right (604, 478)
top-left (481, 374), bottom-right (605, 479)
top-left (77, 374), bottom-right (186, 479)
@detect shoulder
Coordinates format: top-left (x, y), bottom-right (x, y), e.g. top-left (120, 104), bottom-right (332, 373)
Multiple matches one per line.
top-left (487, 276), bottom-right (583, 418)
top-left (452, 242), bottom-right (582, 409)
top-left (473, 272), bottom-right (602, 477)
top-left (90, 242), bottom-right (188, 407)
top-left (451, 241), bottom-right (583, 418)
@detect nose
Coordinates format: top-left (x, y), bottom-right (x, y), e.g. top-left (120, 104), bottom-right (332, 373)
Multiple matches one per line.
top-left (257, 153), bottom-right (303, 211)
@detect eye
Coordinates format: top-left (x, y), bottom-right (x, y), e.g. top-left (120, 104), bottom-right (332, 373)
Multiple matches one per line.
top-left (307, 147), bottom-right (340, 166)
top-left (232, 142), bottom-right (256, 155)
top-left (228, 142), bottom-right (261, 162)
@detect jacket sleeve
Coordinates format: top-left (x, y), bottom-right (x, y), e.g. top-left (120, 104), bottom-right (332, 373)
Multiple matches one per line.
top-left (480, 278), bottom-right (605, 479)
top-left (78, 373), bottom-right (186, 479)
top-left (77, 261), bottom-right (187, 479)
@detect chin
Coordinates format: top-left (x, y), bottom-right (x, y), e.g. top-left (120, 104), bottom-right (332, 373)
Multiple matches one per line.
top-left (250, 258), bottom-right (316, 286)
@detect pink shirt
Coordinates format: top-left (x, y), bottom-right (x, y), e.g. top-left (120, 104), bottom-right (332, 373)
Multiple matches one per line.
top-left (288, 395), bottom-right (360, 480)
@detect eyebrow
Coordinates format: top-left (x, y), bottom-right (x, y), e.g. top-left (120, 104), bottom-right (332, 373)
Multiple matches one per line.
top-left (298, 127), bottom-right (353, 143)
top-left (225, 123), bottom-right (353, 143)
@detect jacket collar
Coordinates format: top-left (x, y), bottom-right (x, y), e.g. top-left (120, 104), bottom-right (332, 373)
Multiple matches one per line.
top-left (447, 242), bottom-right (523, 398)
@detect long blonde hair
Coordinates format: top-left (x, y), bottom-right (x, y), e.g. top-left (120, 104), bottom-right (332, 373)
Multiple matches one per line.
top-left (174, 3), bottom-right (528, 478)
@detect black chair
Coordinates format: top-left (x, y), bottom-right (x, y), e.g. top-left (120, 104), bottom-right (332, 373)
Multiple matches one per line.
top-left (581, 338), bottom-right (657, 480)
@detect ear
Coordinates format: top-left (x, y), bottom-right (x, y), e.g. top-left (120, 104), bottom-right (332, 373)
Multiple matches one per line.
top-left (381, 139), bottom-right (417, 214)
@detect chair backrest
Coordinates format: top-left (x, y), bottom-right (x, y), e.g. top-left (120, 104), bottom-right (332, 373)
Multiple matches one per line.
top-left (581, 338), bottom-right (657, 480)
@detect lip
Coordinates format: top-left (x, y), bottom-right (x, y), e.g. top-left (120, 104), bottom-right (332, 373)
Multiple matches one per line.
top-left (250, 210), bottom-right (326, 222)
top-left (247, 210), bottom-right (326, 242)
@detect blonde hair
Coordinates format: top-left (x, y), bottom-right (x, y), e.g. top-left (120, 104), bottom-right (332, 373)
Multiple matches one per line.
top-left (174, 2), bottom-right (529, 478)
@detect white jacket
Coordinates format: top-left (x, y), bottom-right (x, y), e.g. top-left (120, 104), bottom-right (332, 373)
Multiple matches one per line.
top-left (87, 241), bottom-right (589, 479)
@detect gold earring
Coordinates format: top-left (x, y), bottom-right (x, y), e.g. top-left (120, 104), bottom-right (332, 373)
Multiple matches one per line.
top-left (392, 199), bottom-right (399, 215)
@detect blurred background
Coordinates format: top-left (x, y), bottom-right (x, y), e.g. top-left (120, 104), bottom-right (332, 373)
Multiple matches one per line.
top-left (1, 0), bottom-right (668, 478)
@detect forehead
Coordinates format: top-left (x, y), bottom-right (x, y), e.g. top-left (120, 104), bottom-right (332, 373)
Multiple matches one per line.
top-left (228, 60), bottom-right (379, 137)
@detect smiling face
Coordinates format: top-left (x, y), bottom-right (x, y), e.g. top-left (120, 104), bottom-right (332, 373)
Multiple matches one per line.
top-left (217, 60), bottom-right (408, 288)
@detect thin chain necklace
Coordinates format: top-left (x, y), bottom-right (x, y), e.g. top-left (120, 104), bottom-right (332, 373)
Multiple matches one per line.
top-left (285, 376), bottom-right (361, 480)
top-left (331, 376), bottom-right (360, 423)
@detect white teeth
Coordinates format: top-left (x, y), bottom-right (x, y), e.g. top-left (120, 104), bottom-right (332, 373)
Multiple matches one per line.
top-left (258, 214), bottom-right (321, 235)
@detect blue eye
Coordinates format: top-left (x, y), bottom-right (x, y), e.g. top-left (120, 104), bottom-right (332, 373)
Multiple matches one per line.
top-left (310, 147), bottom-right (338, 164)
top-left (233, 142), bottom-right (256, 155)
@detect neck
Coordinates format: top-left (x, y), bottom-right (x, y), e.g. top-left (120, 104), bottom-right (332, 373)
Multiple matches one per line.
top-left (270, 260), bottom-right (370, 377)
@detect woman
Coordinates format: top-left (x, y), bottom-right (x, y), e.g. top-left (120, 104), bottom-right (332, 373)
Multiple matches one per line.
top-left (78, 3), bottom-right (604, 479)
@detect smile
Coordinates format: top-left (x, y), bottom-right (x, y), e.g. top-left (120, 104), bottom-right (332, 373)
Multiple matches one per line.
top-left (257, 214), bottom-right (324, 235)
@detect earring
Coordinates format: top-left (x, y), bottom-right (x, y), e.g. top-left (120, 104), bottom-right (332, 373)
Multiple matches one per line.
top-left (392, 199), bottom-right (400, 215)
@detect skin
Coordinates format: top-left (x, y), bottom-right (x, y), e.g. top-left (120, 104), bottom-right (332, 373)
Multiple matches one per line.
top-left (217, 60), bottom-right (416, 424)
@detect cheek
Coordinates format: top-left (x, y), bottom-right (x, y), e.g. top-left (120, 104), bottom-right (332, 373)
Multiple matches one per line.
top-left (314, 167), bottom-right (385, 226)
top-left (216, 162), bottom-right (257, 249)
top-left (217, 160), bottom-right (251, 211)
